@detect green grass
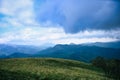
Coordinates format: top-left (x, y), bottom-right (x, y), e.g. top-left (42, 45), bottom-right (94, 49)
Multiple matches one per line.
top-left (0, 58), bottom-right (113, 80)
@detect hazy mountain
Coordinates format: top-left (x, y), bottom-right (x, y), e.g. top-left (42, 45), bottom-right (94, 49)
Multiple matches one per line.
top-left (34, 44), bottom-right (120, 62)
top-left (1, 42), bottom-right (120, 62)
top-left (0, 44), bottom-right (46, 55)
top-left (82, 41), bottom-right (120, 49)
top-left (0, 54), bottom-right (7, 58)
top-left (6, 52), bottom-right (30, 58)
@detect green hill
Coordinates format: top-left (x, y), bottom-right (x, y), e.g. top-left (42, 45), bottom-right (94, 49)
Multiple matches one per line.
top-left (0, 58), bottom-right (113, 80)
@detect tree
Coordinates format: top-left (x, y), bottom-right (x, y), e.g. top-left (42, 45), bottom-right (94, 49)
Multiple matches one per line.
top-left (92, 57), bottom-right (120, 80)
top-left (91, 56), bottom-right (106, 70)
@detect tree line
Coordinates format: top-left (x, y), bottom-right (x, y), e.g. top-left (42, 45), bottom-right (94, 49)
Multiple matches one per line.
top-left (91, 56), bottom-right (120, 80)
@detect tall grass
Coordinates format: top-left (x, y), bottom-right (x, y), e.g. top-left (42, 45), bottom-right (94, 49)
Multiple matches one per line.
top-left (0, 58), bottom-right (113, 80)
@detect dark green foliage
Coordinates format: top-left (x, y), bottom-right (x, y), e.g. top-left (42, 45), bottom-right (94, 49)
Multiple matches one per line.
top-left (92, 57), bottom-right (120, 80)
top-left (91, 56), bottom-right (107, 70)
top-left (106, 59), bottom-right (120, 80)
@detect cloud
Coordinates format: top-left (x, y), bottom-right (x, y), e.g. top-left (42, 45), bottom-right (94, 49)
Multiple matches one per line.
top-left (0, 27), bottom-right (119, 45)
top-left (0, 0), bottom-right (38, 27)
top-left (1, 0), bottom-right (120, 33)
top-left (35, 0), bottom-right (120, 33)
top-left (52, 38), bottom-right (118, 44)
top-left (0, 0), bottom-right (120, 45)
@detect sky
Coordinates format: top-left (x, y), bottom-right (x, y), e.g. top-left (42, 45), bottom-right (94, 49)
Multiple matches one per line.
top-left (0, 0), bottom-right (120, 46)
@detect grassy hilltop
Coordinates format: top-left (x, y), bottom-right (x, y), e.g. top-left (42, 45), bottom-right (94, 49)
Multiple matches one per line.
top-left (0, 58), bottom-right (113, 80)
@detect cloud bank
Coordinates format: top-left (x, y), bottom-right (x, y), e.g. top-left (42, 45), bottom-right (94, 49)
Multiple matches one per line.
top-left (0, 0), bottom-right (120, 45)
top-left (35, 0), bottom-right (120, 33)
top-left (0, 27), bottom-right (119, 45)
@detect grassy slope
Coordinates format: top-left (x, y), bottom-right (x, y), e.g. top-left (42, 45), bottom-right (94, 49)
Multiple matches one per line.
top-left (0, 58), bottom-right (113, 80)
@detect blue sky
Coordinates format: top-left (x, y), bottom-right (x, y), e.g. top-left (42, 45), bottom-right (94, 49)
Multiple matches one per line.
top-left (0, 0), bottom-right (120, 46)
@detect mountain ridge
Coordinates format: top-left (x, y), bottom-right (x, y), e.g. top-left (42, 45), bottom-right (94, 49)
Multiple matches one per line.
top-left (0, 42), bottom-right (120, 62)
top-left (34, 44), bottom-right (120, 62)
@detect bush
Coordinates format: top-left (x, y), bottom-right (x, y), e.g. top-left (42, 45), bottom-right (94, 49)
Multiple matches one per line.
top-left (92, 57), bottom-right (120, 80)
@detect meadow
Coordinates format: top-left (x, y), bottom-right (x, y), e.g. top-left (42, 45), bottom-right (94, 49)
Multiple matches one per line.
top-left (0, 58), bottom-right (113, 80)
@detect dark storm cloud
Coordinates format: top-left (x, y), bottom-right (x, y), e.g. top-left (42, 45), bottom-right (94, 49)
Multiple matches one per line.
top-left (35, 0), bottom-right (120, 33)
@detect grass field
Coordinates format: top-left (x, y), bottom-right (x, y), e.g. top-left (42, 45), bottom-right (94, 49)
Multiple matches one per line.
top-left (0, 58), bottom-right (113, 80)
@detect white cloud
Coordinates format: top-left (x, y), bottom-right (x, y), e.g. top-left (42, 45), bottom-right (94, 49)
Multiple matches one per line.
top-left (0, 38), bottom-right (9, 43)
top-left (0, 0), bottom-right (38, 27)
top-left (0, 27), bottom-right (119, 45)
top-left (0, 0), bottom-right (119, 45)
top-left (52, 37), bottom-right (118, 44)
top-left (0, 0), bottom-right (33, 16)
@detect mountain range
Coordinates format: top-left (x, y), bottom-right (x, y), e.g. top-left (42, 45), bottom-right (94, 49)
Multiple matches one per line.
top-left (34, 44), bottom-right (120, 62)
top-left (83, 41), bottom-right (120, 49)
top-left (0, 44), bottom-right (47, 55)
top-left (0, 41), bottom-right (120, 62)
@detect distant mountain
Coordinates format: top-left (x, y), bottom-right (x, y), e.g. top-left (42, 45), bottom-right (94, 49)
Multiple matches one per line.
top-left (82, 41), bottom-right (120, 49)
top-left (1, 42), bottom-right (120, 62)
top-left (0, 44), bottom-right (45, 55)
top-left (0, 54), bottom-right (7, 58)
top-left (6, 52), bottom-right (30, 58)
top-left (34, 44), bottom-right (120, 62)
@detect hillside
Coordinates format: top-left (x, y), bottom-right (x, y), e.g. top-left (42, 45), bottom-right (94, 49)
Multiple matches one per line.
top-left (35, 44), bottom-right (120, 62)
top-left (0, 58), bottom-right (113, 80)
